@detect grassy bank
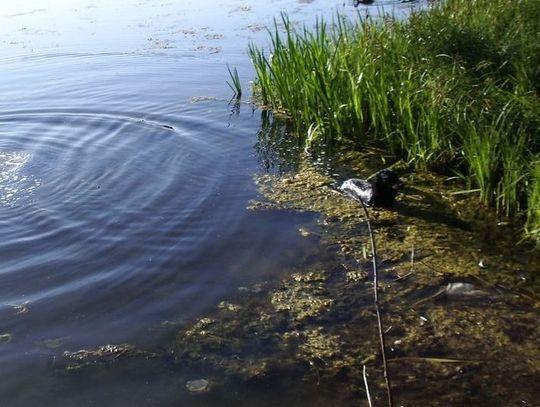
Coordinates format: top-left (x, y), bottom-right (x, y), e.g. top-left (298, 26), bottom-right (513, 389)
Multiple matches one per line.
top-left (248, 0), bottom-right (540, 246)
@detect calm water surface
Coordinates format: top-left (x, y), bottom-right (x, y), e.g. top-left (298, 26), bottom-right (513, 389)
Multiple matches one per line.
top-left (0, 1), bottom-right (425, 405)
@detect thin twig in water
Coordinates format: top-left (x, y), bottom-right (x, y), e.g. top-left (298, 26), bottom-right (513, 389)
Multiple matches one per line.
top-left (392, 244), bottom-right (415, 282)
top-left (411, 288), bottom-right (446, 308)
top-left (410, 244), bottom-right (415, 272)
top-left (363, 365), bottom-right (373, 407)
top-left (393, 271), bottom-right (413, 282)
top-left (417, 258), bottom-right (444, 276)
top-left (358, 198), bottom-right (393, 407)
top-left (388, 356), bottom-right (481, 364)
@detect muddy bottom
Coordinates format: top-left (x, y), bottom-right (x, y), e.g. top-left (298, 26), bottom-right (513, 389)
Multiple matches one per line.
top-left (61, 153), bottom-right (539, 406)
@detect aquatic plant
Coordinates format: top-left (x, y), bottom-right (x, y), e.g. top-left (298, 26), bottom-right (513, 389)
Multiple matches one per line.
top-left (226, 64), bottom-right (242, 98)
top-left (249, 0), bottom-right (540, 246)
top-left (526, 161), bottom-right (540, 244)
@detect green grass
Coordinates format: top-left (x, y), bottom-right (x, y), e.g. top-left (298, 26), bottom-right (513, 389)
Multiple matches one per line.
top-left (226, 64), bottom-right (242, 98)
top-left (249, 0), bottom-right (540, 246)
top-left (526, 161), bottom-right (540, 244)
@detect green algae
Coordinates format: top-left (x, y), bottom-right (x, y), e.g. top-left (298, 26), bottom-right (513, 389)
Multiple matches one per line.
top-left (62, 344), bottom-right (159, 372)
top-left (255, 152), bottom-right (539, 291)
top-left (217, 155), bottom-right (538, 403)
top-left (43, 338), bottom-right (66, 349)
top-left (271, 270), bottom-right (333, 321)
top-left (58, 154), bottom-right (540, 405)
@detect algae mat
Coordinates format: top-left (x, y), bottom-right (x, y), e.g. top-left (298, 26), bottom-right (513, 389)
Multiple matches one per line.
top-left (61, 157), bottom-right (539, 406)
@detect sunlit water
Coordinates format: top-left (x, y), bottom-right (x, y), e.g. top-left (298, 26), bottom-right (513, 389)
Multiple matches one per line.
top-left (0, 1), bottom-right (427, 405)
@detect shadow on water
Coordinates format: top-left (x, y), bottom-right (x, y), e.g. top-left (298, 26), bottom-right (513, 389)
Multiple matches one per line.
top-left (396, 191), bottom-right (471, 231)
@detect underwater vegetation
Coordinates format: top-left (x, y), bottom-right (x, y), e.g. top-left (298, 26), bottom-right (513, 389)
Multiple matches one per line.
top-left (248, 0), bottom-right (540, 246)
top-left (58, 158), bottom-right (540, 405)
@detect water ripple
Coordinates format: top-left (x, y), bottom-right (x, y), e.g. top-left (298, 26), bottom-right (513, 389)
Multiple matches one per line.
top-left (0, 108), bottom-right (229, 303)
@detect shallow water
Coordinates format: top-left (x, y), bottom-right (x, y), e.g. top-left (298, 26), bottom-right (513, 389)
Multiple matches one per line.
top-left (0, 1), bottom-right (429, 405)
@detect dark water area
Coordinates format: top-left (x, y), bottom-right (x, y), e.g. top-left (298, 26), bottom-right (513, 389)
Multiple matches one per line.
top-left (0, 1), bottom-right (429, 405)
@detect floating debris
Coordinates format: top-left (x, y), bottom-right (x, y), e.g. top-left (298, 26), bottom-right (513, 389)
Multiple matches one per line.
top-left (0, 333), bottom-right (13, 344)
top-left (217, 301), bottom-right (241, 312)
top-left (61, 344), bottom-right (158, 371)
top-left (185, 378), bottom-right (211, 394)
top-left (8, 301), bottom-right (30, 314)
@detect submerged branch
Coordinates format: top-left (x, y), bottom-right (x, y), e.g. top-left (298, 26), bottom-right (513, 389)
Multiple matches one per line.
top-left (359, 198), bottom-right (393, 407)
top-left (363, 364), bottom-right (373, 407)
top-left (388, 357), bottom-right (482, 364)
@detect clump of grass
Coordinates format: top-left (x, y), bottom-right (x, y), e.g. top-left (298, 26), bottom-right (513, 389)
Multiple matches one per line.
top-left (226, 64), bottom-right (242, 98)
top-left (249, 0), bottom-right (540, 246)
top-left (526, 162), bottom-right (540, 244)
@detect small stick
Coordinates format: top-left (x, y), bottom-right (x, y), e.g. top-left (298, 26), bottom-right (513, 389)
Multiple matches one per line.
top-left (392, 244), bottom-right (416, 282)
top-left (393, 271), bottom-right (413, 282)
top-left (417, 259), bottom-right (445, 276)
top-left (363, 365), bottom-right (373, 407)
top-left (388, 356), bottom-right (481, 364)
top-left (411, 288), bottom-right (446, 308)
top-left (358, 198), bottom-right (393, 407)
top-left (410, 244), bottom-right (415, 272)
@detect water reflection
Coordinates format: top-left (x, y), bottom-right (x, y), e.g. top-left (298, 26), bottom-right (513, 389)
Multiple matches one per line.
top-left (255, 111), bottom-right (303, 175)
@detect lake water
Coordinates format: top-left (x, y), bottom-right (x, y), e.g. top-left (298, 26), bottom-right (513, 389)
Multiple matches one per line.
top-left (0, 1), bottom-right (427, 405)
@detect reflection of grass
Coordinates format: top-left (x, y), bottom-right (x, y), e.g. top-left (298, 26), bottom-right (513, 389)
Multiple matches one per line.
top-left (249, 0), bottom-right (540, 246)
top-left (226, 64), bottom-right (242, 98)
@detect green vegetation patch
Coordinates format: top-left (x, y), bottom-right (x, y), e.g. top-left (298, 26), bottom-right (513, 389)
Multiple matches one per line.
top-left (57, 159), bottom-right (540, 404)
top-left (169, 161), bottom-right (540, 403)
top-left (249, 0), bottom-right (540, 245)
